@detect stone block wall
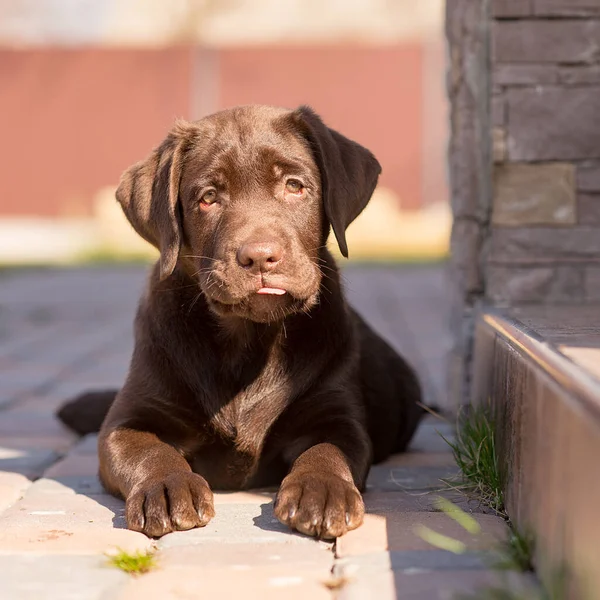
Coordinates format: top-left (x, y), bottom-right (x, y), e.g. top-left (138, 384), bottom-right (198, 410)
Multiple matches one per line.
top-left (490, 0), bottom-right (600, 306)
top-left (447, 0), bottom-right (600, 405)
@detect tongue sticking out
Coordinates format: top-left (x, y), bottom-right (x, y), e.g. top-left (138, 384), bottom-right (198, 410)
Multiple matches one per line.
top-left (257, 287), bottom-right (286, 296)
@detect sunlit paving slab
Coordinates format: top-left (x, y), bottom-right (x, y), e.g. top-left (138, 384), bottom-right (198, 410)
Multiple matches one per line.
top-left (114, 563), bottom-right (334, 600)
top-left (157, 503), bottom-right (331, 549)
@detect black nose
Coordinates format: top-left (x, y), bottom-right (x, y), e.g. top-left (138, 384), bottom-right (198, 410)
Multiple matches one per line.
top-left (236, 241), bottom-right (284, 272)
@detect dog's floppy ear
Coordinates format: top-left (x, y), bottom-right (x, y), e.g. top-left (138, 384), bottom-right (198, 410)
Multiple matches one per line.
top-left (116, 120), bottom-right (197, 280)
top-left (293, 106), bottom-right (381, 258)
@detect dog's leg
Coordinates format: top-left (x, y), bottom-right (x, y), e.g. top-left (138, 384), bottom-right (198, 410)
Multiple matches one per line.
top-left (273, 405), bottom-right (371, 540)
top-left (99, 409), bottom-right (215, 538)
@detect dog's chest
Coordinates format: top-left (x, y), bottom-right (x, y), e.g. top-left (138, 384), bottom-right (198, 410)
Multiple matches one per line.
top-left (191, 359), bottom-right (292, 489)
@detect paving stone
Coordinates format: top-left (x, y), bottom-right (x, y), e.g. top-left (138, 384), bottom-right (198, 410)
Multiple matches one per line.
top-left (0, 364), bottom-right (61, 388)
top-left (334, 549), bottom-right (491, 574)
top-left (71, 434), bottom-right (100, 455)
top-left (0, 447), bottom-right (59, 478)
top-left (0, 432), bottom-right (75, 453)
top-left (0, 485), bottom-right (126, 530)
top-left (0, 413), bottom-right (71, 437)
top-left (0, 554), bottom-right (128, 600)
top-left (379, 452), bottom-right (456, 468)
top-left (38, 452), bottom-right (104, 494)
top-left (116, 564), bottom-right (332, 600)
top-left (43, 474), bottom-right (105, 495)
top-left (0, 525), bottom-right (150, 555)
top-left (213, 490), bottom-right (276, 505)
top-left (0, 386), bottom-right (28, 407)
top-left (0, 472), bottom-right (31, 513)
top-left (5, 394), bottom-right (78, 417)
top-left (158, 503), bottom-right (331, 549)
top-left (409, 422), bottom-right (455, 453)
top-left (0, 483), bottom-right (142, 554)
top-left (363, 491), bottom-right (494, 517)
top-left (493, 163), bottom-right (576, 226)
top-left (160, 542), bottom-right (333, 569)
top-left (336, 512), bottom-right (507, 557)
top-left (24, 478), bottom-right (78, 495)
top-left (336, 569), bottom-right (538, 600)
top-left (44, 453), bottom-right (99, 477)
top-left (366, 465), bottom-right (459, 492)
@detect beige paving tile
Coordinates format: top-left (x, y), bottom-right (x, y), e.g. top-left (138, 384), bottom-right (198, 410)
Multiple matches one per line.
top-left (116, 564), bottom-right (332, 600)
top-left (160, 543), bottom-right (333, 569)
top-left (213, 490), bottom-right (276, 505)
top-left (0, 526), bottom-right (151, 555)
top-left (0, 555), bottom-right (128, 600)
top-left (0, 472), bottom-right (31, 513)
top-left (337, 569), bottom-right (538, 600)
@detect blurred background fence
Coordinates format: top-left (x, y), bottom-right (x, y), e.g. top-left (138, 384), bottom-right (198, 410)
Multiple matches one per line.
top-left (0, 0), bottom-right (449, 264)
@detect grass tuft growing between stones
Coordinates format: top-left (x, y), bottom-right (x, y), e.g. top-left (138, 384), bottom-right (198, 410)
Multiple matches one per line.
top-left (441, 405), bottom-right (505, 516)
top-left (106, 548), bottom-right (158, 576)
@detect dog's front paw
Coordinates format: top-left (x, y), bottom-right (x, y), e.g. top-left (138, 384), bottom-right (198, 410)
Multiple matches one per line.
top-left (126, 472), bottom-right (215, 538)
top-left (274, 472), bottom-right (364, 539)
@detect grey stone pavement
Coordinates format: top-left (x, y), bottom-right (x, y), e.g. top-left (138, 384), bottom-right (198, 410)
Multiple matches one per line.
top-left (0, 265), bottom-right (536, 599)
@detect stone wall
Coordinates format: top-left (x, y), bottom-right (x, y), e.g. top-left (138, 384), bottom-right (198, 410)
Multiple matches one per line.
top-left (446, 0), bottom-right (491, 405)
top-left (448, 0), bottom-right (600, 405)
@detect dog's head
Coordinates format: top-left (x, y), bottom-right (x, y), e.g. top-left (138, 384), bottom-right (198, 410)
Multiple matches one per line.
top-left (116, 105), bottom-right (380, 323)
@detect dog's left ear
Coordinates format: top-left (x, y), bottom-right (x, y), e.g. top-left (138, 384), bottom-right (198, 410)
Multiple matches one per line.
top-left (293, 106), bottom-right (382, 257)
top-left (116, 119), bottom-right (197, 280)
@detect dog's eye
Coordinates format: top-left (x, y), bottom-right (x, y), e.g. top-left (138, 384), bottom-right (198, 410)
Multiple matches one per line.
top-left (285, 179), bottom-right (304, 194)
top-left (200, 190), bottom-right (217, 205)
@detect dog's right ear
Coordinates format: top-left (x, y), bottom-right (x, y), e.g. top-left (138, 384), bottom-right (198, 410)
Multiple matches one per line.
top-left (116, 120), bottom-right (198, 280)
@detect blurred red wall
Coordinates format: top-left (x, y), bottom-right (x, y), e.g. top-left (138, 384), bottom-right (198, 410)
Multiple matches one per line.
top-left (0, 44), bottom-right (428, 217)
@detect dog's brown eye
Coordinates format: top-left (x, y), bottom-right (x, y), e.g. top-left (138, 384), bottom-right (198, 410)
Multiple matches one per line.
top-left (200, 190), bottom-right (217, 205)
top-left (285, 179), bottom-right (304, 194)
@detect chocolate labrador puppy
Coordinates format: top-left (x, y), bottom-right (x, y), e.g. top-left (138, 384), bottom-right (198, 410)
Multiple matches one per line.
top-left (58, 105), bottom-right (423, 540)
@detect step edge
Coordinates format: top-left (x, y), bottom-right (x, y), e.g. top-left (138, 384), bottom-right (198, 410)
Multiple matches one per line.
top-left (482, 309), bottom-right (600, 423)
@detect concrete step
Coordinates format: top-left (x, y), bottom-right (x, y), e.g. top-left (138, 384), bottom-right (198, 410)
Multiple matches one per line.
top-left (473, 306), bottom-right (600, 599)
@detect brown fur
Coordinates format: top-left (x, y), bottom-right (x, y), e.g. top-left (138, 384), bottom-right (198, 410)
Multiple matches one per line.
top-left (57, 105), bottom-right (423, 540)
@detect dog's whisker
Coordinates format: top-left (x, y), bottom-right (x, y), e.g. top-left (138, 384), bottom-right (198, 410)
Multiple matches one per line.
top-left (181, 255), bottom-right (218, 261)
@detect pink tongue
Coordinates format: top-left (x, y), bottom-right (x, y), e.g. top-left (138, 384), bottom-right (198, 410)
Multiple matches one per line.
top-left (257, 287), bottom-right (286, 296)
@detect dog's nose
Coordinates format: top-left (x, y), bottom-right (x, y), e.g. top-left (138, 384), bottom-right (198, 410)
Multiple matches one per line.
top-left (236, 242), bottom-right (283, 272)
